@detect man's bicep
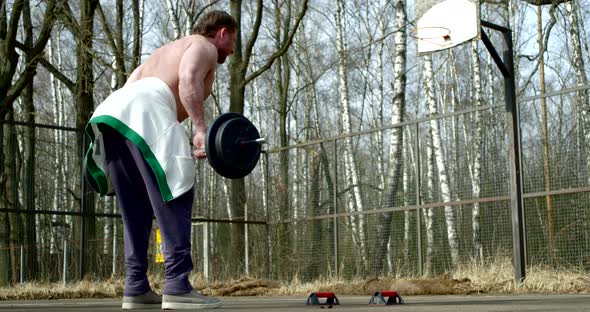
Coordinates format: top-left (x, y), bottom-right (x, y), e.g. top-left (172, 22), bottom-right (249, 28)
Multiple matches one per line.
top-left (178, 43), bottom-right (216, 126)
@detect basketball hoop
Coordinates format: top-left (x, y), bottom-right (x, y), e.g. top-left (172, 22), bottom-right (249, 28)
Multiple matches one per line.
top-left (414, 0), bottom-right (480, 54)
top-left (410, 26), bottom-right (452, 41)
top-left (410, 26), bottom-right (453, 52)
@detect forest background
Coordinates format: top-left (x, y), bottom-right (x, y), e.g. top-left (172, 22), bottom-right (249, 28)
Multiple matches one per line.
top-left (1, 0), bottom-right (589, 298)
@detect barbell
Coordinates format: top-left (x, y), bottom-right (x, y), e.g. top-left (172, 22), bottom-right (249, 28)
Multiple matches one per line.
top-left (205, 112), bottom-right (264, 179)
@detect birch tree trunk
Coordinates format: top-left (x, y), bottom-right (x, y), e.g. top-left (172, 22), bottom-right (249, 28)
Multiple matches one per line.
top-left (335, 0), bottom-right (367, 271)
top-left (375, 17), bottom-right (385, 197)
top-left (424, 125), bottom-right (435, 276)
top-left (402, 128), bottom-right (414, 268)
top-left (424, 55), bottom-right (460, 266)
top-left (166, 0), bottom-right (181, 40)
top-left (469, 41), bottom-right (483, 260)
top-left (103, 59), bottom-right (119, 256)
top-left (373, 0), bottom-right (407, 274)
top-left (49, 35), bottom-right (62, 256)
top-left (565, 2), bottom-right (590, 185)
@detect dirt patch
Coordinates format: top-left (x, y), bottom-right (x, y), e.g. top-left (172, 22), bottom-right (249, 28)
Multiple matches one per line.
top-left (205, 277), bottom-right (281, 296)
top-left (305, 274), bottom-right (479, 297)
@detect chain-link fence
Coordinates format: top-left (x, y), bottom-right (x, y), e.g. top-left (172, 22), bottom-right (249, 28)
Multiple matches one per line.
top-left (1, 85), bottom-right (589, 284)
top-left (263, 84), bottom-right (590, 281)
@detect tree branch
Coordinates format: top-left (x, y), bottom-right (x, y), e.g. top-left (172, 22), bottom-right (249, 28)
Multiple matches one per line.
top-left (30, 0), bottom-right (57, 55)
top-left (96, 2), bottom-right (118, 54)
top-left (194, 0), bottom-right (221, 24)
top-left (243, 0), bottom-right (308, 87)
top-left (15, 39), bottom-right (75, 91)
top-left (1, 1), bottom-right (7, 39)
top-left (521, 0), bottom-right (568, 5)
top-left (58, 0), bottom-right (81, 36)
top-left (38, 56), bottom-right (75, 91)
top-left (6, 0), bottom-right (24, 46)
top-left (5, 1), bottom-right (58, 105)
top-left (131, 0), bottom-right (141, 70)
top-left (517, 3), bottom-right (558, 97)
top-left (241, 0), bottom-right (263, 74)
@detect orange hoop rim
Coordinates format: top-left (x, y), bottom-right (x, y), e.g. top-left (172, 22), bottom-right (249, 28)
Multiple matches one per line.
top-left (409, 26), bottom-right (452, 40)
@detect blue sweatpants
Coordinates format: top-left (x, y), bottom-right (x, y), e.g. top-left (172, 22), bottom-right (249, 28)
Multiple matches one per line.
top-left (102, 127), bottom-right (194, 296)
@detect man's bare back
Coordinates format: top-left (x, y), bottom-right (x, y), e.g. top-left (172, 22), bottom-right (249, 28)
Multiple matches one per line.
top-left (124, 21), bottom-right (235, 159)
top-left (126, 35), bottom-right (217, 123)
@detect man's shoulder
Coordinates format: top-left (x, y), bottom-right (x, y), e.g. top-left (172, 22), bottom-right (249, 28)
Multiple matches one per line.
top-left (183, 35), bottom-right (217, 57)
top-left (185, 35), bottom-right (215, 49)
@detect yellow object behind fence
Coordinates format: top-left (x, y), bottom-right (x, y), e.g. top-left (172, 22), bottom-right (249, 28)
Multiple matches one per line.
top-left (156, 228), bottom-right (164, 263)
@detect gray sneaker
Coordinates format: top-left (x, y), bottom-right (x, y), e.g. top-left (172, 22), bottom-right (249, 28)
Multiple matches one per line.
top-left (162, 290), bottom-right (222, 310)
top-left (122, 290), bottom-right (162, 310)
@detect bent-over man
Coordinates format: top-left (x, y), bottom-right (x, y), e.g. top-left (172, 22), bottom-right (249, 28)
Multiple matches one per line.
top-left (84, 10), bottom-right (237, 310)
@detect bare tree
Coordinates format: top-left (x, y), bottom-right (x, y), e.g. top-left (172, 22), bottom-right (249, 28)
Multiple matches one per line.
top-left (426, 54), bottom-right (460, 266)
top-left (21, 0), bottom-right (39, 281)
top-left (565, 2), bottom-right (590, 185)
top-left (469, 40), bottom-right (484, 260)
top-left (97, 0), bottom-right (127, 88)
top-left (166, 0), bottom-right (182, 39)
top-left (58, 0), bottom-right (100, 278)
top-left (0, 0), bottom-right (57, 284)
top-left (335, 0), bottom-right (367, 270)
top-left (373, 0), bottom-right (407, 274)
top-left (535, 4), bottom-right (556, 259)
top-left (228, 0), bottom-right (307, 274)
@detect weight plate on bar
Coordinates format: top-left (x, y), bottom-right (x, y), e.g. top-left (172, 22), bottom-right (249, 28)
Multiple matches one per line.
top-left (206, 113), bottom-right (261, 179)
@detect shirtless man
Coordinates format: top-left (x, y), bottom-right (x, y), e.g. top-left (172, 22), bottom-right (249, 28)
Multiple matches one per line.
top-left (127, 11), bottom-right (236, 160)
top-left (84, 11), bottom-right (237, 310)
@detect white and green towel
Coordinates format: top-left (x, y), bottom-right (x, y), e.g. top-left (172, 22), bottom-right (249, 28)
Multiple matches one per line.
top-left (85, 77), bottom-right (195, 202)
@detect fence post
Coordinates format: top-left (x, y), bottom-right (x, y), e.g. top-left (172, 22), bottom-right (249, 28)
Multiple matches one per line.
top-left (203, 222), bottom-right (209, 281)
top-left (245, 202), bottom-right (249, 276)
top-left (19, 243), bottom-right (23, 284)
top-left (62, 238), bottom-right (67, 285)
top-left (112, 220), bottom-right (117, 277)
top-left (333, 139), bottom-right (339, 278)
top-left (414, 121), bottom-right (423, 276)
top-left (263, 151), bottom-right (271, 279)
top-left (79, 132), bottom-right (86, 280)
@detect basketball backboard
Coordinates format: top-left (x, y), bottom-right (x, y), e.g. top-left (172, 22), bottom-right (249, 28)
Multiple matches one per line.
top-left (414, 0), bottom-right (480, 54)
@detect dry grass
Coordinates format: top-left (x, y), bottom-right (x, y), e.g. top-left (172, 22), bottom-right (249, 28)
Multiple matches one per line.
top-left (1, 256), bottom-right (589, 300)
top-left (453, 255), bottom-right (590, 294)
top-left (0, 278), bottom-right (124, 300)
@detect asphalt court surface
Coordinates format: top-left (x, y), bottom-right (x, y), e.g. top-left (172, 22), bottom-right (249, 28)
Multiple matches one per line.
top-left (1, 294), bottom-right (590, 311)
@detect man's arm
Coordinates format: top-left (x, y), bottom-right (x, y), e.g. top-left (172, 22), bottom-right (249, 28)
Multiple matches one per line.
top-left (178, 41), bottom-right (217, 129)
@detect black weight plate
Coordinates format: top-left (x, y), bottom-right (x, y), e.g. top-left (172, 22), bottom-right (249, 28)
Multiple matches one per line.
top-left (205, 113), bottom-right (243, 179)
top-left (206, 113), bottom-right (261, 179)
top-left (214, 117), bottom-right (261, 177)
